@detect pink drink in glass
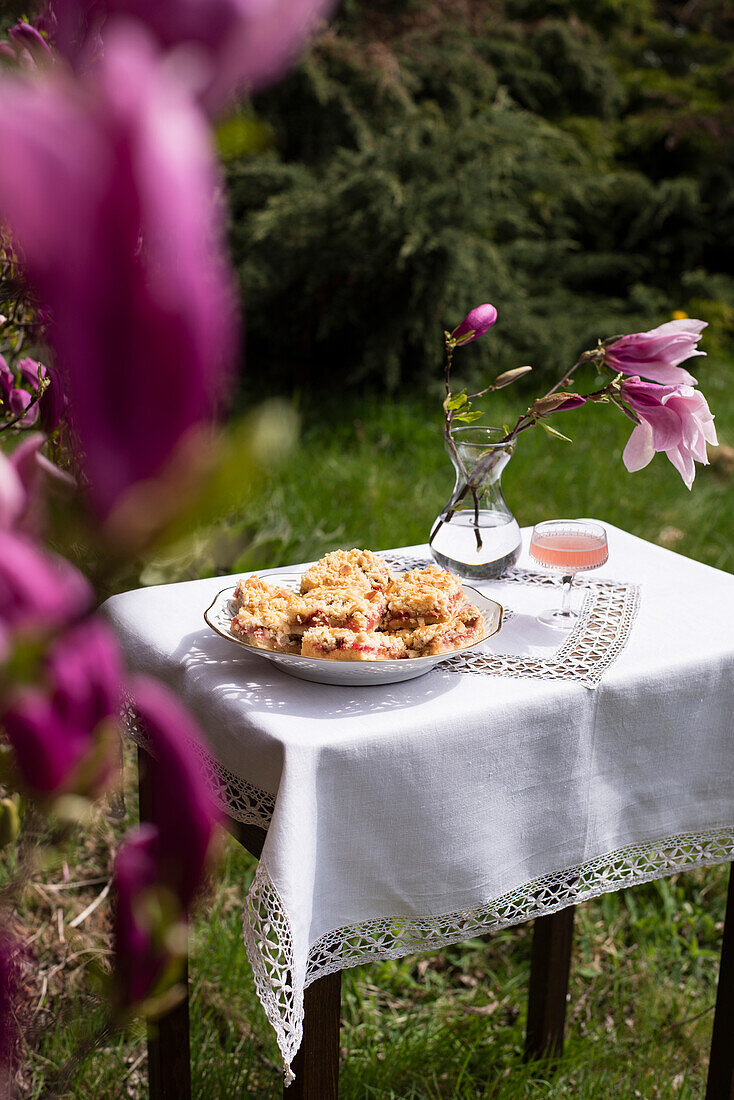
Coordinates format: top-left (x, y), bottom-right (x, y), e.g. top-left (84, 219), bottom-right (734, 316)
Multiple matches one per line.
top-left (528, 531), bottom-right (609, 572)
top-left (529, 520), bottom-right (608, 627)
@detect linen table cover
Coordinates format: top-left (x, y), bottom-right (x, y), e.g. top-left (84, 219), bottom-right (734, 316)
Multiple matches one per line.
top-left (104, 522), bottom-right (734, 1082)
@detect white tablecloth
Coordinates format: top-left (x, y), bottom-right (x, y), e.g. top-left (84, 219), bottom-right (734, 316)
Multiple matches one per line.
top-left (103, 522), bottom-right (734, 1081)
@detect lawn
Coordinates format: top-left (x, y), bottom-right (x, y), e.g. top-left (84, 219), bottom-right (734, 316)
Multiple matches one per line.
top-left (8, 350), bottom-right (734, 1098)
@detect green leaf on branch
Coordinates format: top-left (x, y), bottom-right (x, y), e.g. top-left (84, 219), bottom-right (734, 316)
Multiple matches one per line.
top-left (453, 410), bottom-right (483, 424)
top-left (445, 390), bottom-right (469, 411)
top-left (540, 421), bottom-right (573, 443)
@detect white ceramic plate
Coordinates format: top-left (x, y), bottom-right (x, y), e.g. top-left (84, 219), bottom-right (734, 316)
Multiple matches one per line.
top-left (204, 572), bottom-right (503, 686)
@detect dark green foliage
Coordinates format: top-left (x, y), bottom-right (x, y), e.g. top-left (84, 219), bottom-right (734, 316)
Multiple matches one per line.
top-left (226, 2), bottom-right (734, 391)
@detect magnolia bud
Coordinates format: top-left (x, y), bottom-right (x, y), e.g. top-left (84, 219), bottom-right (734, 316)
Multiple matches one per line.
top-left (451, 304), bottom-right (498, 346)
top-left (494, 366), bottom-right (532, 388)
top-left (532, 392), bottom-right (578, 415)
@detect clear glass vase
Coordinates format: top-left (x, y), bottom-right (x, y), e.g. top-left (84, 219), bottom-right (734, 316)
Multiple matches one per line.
top-left (429, 426), bottom-right (521, 579)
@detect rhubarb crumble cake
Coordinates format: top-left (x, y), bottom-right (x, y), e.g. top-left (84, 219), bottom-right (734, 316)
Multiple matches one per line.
top-left (229, 551), bottom-right (488, 661)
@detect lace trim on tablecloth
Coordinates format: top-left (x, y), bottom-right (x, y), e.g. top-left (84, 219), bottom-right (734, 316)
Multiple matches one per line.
top-left (380, 553), bottom-right (641, 689)
top-left (122, 701), bottom-right (275, 830)
top-left (243, 863), bottom-right (302, 1085)
top-left (244, 825), bottom-right (734, 1084)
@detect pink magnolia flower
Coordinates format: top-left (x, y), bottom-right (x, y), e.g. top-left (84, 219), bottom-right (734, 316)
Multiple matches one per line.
top-left (0, 25), bottom-right (237, 517)
top-left (0, 356), bottom-right (38, 427)
top-left (0, 450), bottom-right (25, 529)
top-left (113, 675), bottom-right (219, 1006)
top-left (0, 532), bottom-right (92, 656)
top-left (15, 358), bottom-right (66, 432)
top-left (0, 435), bottom-right (75, 535)
top-left (0, 21), bottom-right (53, 70)
top-left (130, 675), bottom-right (219, 908)
top-left (621, 377), bottom-right (718, 489)
top-left (604, 319), bottom-right (707, 386)
top-left (451, 304), bottom-right (498, 346)
top-left (113, 825), bottom-right (167, 1006)
top-left (17, 358), bottom-right (45, 390)
top-left (8, 21), bottom-right (53, 66)
top-left (1, 617), bottom-right (124, 796)
top-left (46, 0), bottom-right (336, 111)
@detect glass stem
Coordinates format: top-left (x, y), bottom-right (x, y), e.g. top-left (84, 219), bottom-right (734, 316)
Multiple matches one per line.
top-left (560, 574), bottom-right (575, 614)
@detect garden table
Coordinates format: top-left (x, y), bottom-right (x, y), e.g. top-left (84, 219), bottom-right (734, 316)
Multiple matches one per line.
top-left (104, 521), bottom-right (734, 1098)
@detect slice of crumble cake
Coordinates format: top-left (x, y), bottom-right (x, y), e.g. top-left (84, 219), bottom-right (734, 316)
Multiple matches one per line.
top-left (402, 605), bottom-right (485, 657)
top-left (230, 604), bottom-right (300, 654)
top-left (289, 586), bottom-right (388, 634)
top-left (301, 627), bottom-right (407, 662)
top-left (383, 565), bottom-right (464, 629)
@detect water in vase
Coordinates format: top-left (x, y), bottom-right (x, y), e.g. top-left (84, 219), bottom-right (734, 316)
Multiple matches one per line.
top-left (430, 509), bottom-right (521, 580)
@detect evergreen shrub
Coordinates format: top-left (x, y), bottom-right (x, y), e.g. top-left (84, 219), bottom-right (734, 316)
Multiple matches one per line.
top-left (225, 0), bottom-right (734, 391)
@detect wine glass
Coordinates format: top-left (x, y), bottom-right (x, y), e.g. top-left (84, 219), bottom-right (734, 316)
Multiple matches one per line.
top-left (529, 520), bottom-right (608, 628)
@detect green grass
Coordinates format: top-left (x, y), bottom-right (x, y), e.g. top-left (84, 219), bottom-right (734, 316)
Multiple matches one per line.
top-left (7, 353), bottom-right (734, 1097)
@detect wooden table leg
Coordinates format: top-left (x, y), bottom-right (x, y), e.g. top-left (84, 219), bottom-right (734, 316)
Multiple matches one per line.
top-left (138, 746), bottom-right (192, 1100)
top-left (286, 971), bottom-right (342, 1100)
top-left (525, 905), bottom-right (575, 1060)
top-left (706, 863), bottom-right (734, 1100)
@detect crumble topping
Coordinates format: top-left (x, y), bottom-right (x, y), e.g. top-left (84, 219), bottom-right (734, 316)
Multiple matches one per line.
top-left (233, 575), bottom-right (293, 612)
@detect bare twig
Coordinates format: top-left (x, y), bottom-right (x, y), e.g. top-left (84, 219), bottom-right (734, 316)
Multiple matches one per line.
top-left (38, 876), bottom-right (109, 891)
top-left (69, 880), bottom-right (111, 929)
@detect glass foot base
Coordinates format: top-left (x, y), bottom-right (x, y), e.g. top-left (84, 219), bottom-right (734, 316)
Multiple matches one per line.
top-left (537, 608), bottom-right (579, 630)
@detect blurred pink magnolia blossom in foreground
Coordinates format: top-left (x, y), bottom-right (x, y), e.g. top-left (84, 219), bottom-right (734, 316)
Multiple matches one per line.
top-left (113, 825), bottom-right (165, 1005)
top-left (46, 0), bottom-right (336, 111)
top-left (1, 618), bottom-right (123, 797)
top-left (0, 20), bottom-right (53, 69)
top-left (0, 24), bottom-right (237, 516)
top-left (604, 318), bottom-right (706, 387)
top-left (0, 532), bottom-right (92, 654)
top-left (621, 377), bottom-right (718, 489)
top-left (0, 0), bottom-right (335, 1075)
top-left (113, 676), bottom-right (219, 1007)
top-left (0, 435), bottom-right (75, 536)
